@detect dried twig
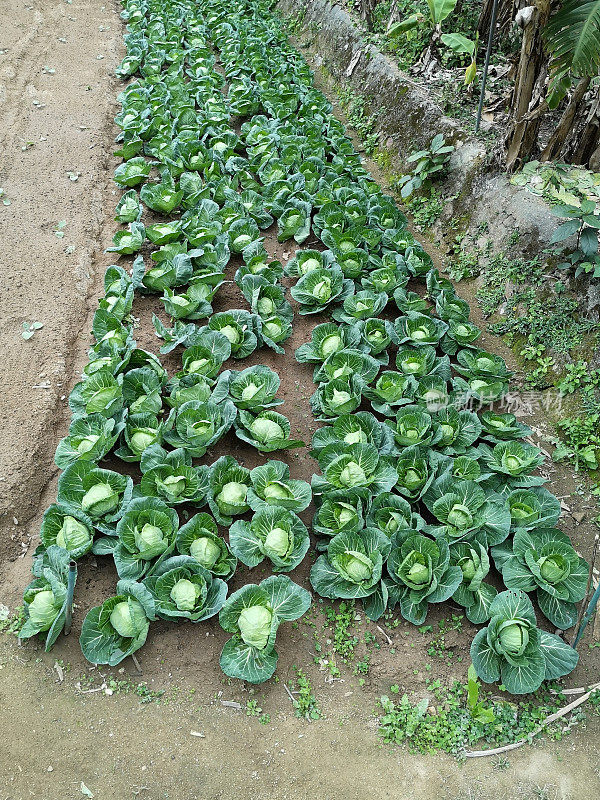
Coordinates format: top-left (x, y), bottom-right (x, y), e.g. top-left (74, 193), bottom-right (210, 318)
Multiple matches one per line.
top-left (465, 681), bottom-right (600, 758)
top-left (283, 683), bottom-right (297, 704)
top-left (130, 653), bottom-right (143, 674)
top-left (376, 625), bottom-right (392, 645)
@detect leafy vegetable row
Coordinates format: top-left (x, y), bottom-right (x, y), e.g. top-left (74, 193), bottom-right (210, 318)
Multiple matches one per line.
top-left (19, 0), bottom-right (585, 692)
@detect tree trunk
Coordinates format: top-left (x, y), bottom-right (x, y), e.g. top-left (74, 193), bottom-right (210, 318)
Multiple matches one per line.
top-left (571, 85), bottom-right (600, 167)
top-left (359, 0), bottom-right (376, 30)
top-left (504, 1), bottom-right (552, 172)
top-left (478, 0), bottom-right (518, 37)
top-left (540, 76), bottom-right (592, 162)
top-left (385, 0), bottom-right (399, 32)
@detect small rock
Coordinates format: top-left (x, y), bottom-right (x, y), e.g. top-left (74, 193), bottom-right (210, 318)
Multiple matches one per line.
top-left (572, 511), bottom-right (585, 524)
top-left (427, 706), bottom-right (437, 716)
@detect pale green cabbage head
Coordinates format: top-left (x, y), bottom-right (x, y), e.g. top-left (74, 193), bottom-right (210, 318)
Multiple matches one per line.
top-left (134, 523), bottom-right (165, 553)
top-left (264, 526), bottom-right (290, 557)
top-left (110, 599), bottom-right (146, 638)
top-left (250, 418), bottom-right (283, 443)
top-left (56, 516), bottom-right (91, 551)
top-left (170, 578), bottom-right (200, 611)
top-left (81, 483), bottom-right (120, 516)
top-left (190, 536), bottom-right (221, 569)
top-left (217, 481), bottom-right (247, 510)
top-left (28, 590), bottom-right (61, 631)
top-left (238, 605), bottom-right (273, 649)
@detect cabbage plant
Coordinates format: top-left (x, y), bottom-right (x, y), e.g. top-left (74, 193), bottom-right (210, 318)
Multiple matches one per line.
top-left (450, 542), bottom-right (498, 624)
top-left (40, 504), bottom-right (94, 559)
top-left (295, 322), bottom-right (360, 364)
top-left (57, 461), bottom-right (133, 535)
top-left (204, 310), bottom-right (261, 359)
top-left (176, 512), bottom-right (236, 579)
top-left (395, 312), bottom-right (448, 347)
top-left (432, 407), bottom-right (482, 454)
top-left (115, 189), bottom-right (142, 223)
top-left (363, 371), bottom-right (415, 416)
top-left (143, 556), bottom-right (227, 621)
top-left (104, 497), bottom-right (179, 580)
top-left (214, 365), bottom-right (283, 411)
top-left (454, 374), bottom-right (509, 404)
top-left (19, 546), bottom-right (73, 651)
top-left (506, 487), bottom-right (561, 532)
top-left (114, 156), bottom-right (152, 187)
top-left (313, 349), bottom-right (380, 387)
top-left (366, 494), bottom-right (424, 537)
top-left (356, 318), bottom-right (397, 361)
top-left (55, 413), bottom-right (125, 469)
top-left (392, 288), bottom-right (430, 315)
top-left (121, 367), bottom-right (164, 415)
top-left (164, 399), bottom-right (237, 457)
top-left (312, 491), bottom-right (365, 538)
top-left (441, 319), bottom-right (482, 354)
top-left (234, 410), bottom-right (304, 452)
top-left (388, 405), bottom-right (443, 449)
top-left (310, 412), bottom-right (395, 456)
top-left (219, 575), bottom-right (311, 683)
top-left (394, 447), bottom-right (435, 501)
top-left (385, 532), bottom-right (462, 624)
top-left (312, 443), bottom-right (398, 497)
top-left (477, 441), bottom-right (545, 488)
top-left (309, 375), bottom-right (365, 421)
top-left (240, 275), bottom-right (292, 321)
top-left (332, 290), bottom-right (388, 325)
top-left (179, 330), bottom-right (232, 379)
top-left (106, 222), bottom-right (146, 255)
top-left (277, 198), bottom-right (312, 243)
top-left (80, 580), bottom-right (156, 666)
top-left (310, 528), bottom-right (391, 620)
top-left (208, 456), bottom-right (252, 525)
top-left (161, 278), bottom-right (221, 321)
top-left (230, 507), bottom-right (310, 572)
top-left (284, 249), bottom-right (336, 278)
top-left (139, 445), bottom-right (210, 505)
top-left (492, 528), bottom-right (588, 629)
top-left (470, 590), bottom-right (579, 694)
top-left (291, 266), bottom-right (352, 314)
top-left (479, 411), bottom-right (532, 443)
top-left (69, 369), bottom-right (124, 419)
top-left (258, 312), bottom-right (293, 353)
top-left (247, 461), bottom-right (311, 512)
top-left (141, 253), bottom-right (193, 292)
top-left (115, 411), bottom-right (173, 462)
top-left (422, 475), bottom-right (511, 547)
top-left (165, 373), bottom-right (213, 409)
top-left (395, 345), bottom-right (438, 378)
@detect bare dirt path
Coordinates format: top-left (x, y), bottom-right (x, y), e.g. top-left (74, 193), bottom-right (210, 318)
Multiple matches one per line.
top-left (0, 2), bottom-right (599, 799)
top-left (0, 0), bottom-right (120, 544)
top-left (1, 639), bottom-right (599, 800)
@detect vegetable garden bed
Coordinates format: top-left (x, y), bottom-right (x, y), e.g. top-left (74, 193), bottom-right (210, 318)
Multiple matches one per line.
top-left (13, 0), bottom-right (599, 724)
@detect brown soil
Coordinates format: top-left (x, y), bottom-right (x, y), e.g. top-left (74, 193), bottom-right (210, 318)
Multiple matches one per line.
top-left (0, 1), bottom-right (599, 798)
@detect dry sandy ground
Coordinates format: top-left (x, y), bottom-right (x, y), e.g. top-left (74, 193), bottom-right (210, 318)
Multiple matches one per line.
top-left (0, 0), bottom-right (599, 798)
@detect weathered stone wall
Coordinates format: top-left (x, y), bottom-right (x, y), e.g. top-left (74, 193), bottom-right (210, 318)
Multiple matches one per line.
top-left (276, 0), bottom-right (563, 260)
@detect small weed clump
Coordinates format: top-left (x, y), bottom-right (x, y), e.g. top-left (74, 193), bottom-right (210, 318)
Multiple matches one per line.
top-left (379, 680), bottom-right (598, 757)
top-left (291, 668), bottom-right (322, 720)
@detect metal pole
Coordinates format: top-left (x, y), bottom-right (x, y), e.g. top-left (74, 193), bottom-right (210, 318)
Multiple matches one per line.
top-left (573, 579), bottom-right (600, 648)
top-left (475, 0), bottom-right (500, 133)
top-left (64, 561), bottom-right (77, 636)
